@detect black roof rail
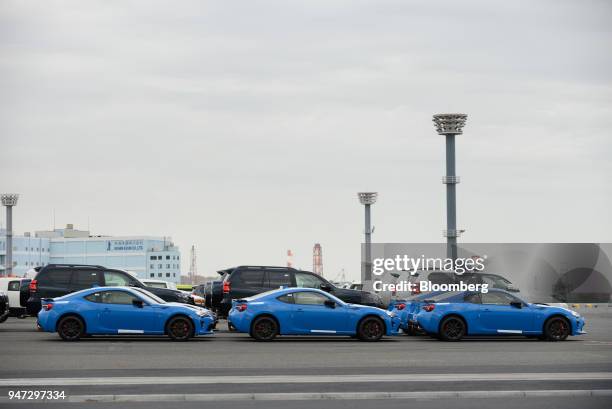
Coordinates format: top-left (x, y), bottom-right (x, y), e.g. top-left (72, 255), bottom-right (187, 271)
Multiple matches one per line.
top-left (44, 264), bottom-right (106, 269)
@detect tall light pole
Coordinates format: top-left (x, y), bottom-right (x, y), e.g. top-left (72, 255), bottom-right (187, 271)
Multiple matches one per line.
top-left (1, 194), bottom-right (19, 277)
top-left (433, 114), bottom-right (467, 260)
top-left (358, 192), bottom-right (377, 282)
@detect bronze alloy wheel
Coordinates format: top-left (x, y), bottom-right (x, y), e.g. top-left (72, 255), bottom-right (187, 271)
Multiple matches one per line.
top-left (545, 317), bottom-right (570, 341)
top-left (57, 316), bottom-right (85, 341)
top-left (358, 317), bottom-right (384, 341)
top-left (167, 317), bottom-right (193, 341)
top-left (251, 317), bottom-right (278, 341)
top-left (439, 316), bottom-right (466, 341)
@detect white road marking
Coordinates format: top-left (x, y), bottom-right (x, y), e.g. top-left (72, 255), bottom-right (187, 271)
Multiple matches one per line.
top-left (1, 390), bottom-right (611, 403)
top-left (1, 372), bottom-right (611, 386)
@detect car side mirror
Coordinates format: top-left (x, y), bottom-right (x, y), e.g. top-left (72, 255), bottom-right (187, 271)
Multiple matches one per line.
top-left (324, 300), bottom-right (336, 309)
top-left (132, 299), bottom-right (144, 308)
top-left (510, 301), bottom-right (522, 309)
top-left (320, 283), bottom-right (332, 292)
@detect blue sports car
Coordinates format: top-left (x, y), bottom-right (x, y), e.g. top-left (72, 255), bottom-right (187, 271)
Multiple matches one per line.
top-left (228, 288), bottom-right (401, 341)
top-left (37, 286), bottom-right (215, 341)
top-left (415, 289), bottom-right (586, 341)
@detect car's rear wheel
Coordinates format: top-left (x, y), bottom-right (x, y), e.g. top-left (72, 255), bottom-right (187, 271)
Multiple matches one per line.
top-left (544, 317), bottom-right (570, 341)
top-left (357, 317), bottom-right (385, 341)
top-left (439, 316), bottom-right (465, 341)
top-left (250, 316), bottom-right (278, 341)
top-left (167, 316), bottom-right (193, 341)
top-left (57, 316), bottom-right (85, 341)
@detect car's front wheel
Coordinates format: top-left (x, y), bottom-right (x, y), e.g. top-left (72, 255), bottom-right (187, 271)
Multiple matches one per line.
top-left (357, 317), bottom-right (385, 341)
top-left (439, 316), bottom-right (466, 341)
top-left (250, 316), bottom-right (278, 341)
top-left (167, 316), bottom-right (193, 341)
top-left (57, 316), bottom-right (85, 341)
top-left (544, 317), bottom-right (570, 341)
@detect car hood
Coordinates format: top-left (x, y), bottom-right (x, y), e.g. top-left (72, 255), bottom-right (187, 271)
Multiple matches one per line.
top-left (345, 303), bottom-right (388, 314)
top-left (143, 286), bottom-right (182, 297)
top-left (161, 302), bottom-right (212, 314)
top-left (532, 303), bottom-right (578, 315)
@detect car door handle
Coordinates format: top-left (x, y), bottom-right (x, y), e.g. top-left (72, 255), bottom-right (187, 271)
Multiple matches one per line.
top-left (296, 308), bottom-right (304, 312)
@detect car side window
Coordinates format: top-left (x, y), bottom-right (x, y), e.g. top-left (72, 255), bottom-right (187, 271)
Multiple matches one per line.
top-left (293, 291), bottom-right (330, 305)
top-left (100, 290), bottom-right (140, 305)
top-left (295, 273), bottom-right (323, 289)
top-left (267, 271), bottom-right (292, 288)
top-left (84, 292), bottom-right (103, 303)
top-left (428, 273), bottom-right (455, 285)
top-left (40, 270), bottom-right (72, 286)
top-left (277, 293), bottom-right (295, 304)
top-left (8, 281), bottom-right (20, 291)
top-left (234, 271), bottom-right (264, 287)
top-left (481, 292), bottom-right (516, 305)
top-left (72, 270), bottom-right (101, 289)
top-left (103, 271), bottom-right (132, 287)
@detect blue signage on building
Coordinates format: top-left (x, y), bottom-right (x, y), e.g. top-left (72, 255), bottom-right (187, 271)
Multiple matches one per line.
top-left (107, 240), bottom-right (144, 252)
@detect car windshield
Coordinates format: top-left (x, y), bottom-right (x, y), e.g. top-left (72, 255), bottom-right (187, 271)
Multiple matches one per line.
top-left (246, 289), bottom-right (286, 301)
top-left (426, 291), bottom-right (463, 302)
top-left (130, 287), bottom-right (166, 304)
top-left (483, 274), bottom-right (513, 286)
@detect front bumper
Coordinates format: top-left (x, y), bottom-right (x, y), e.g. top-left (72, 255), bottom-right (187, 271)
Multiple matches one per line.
top-left (574, 316), bottom-right (587, 335)
top-left (196, 316), bottom-right (216, 335)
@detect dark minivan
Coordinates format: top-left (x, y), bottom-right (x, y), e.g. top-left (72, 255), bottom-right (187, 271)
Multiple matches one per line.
top-left (26, 264), bottom-right (193, 316)
top-left (215, 266), bottom-right (384, 317)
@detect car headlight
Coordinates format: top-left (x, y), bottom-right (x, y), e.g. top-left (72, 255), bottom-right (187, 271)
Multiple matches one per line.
top-left (570, 310), bottom-right (580, 318)
top-left (386, 310), bottom-right (396, 318)
top-left (196, 309), bottom-right (210, 317)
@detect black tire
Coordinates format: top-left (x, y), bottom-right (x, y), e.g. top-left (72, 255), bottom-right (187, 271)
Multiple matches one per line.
top-left (250, 316), bottom-right (278, 341)
top-left (439, 316), bottom-right (466, 341)
top-left (166, 316), bottom-right (194, 341)
top-left (0, 315), bottom-right (8, 323)
top-left (57, 316), bottom-right (85, 341)
top-left (357, 317), bottom-right (385, 341)
top-left (402, 325), bottom-right (416, 336)
top-left (544, 317), bottom-right (570, 341)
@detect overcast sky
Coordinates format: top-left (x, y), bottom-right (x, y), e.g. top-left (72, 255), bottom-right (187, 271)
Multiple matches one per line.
top-left (1, 0), bottom-right (611, 281)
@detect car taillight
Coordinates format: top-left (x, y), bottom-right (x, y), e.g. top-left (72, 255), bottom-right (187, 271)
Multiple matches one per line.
top-left (236, 304), bottom-right (247, 312)
top-left (223, 281), bottom-right (231, 294)
top-left (42, 303), bottom-right (53, 311)
top-left (395, 303), bottom-right (406, 311)
top-left (29, 279), bottom-right (38, 293)
top-left (422, 304), bottom-right (435, 312)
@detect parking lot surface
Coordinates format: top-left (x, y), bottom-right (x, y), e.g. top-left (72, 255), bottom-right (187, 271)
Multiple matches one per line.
top-left (1, 313), bottom-right (611, 408)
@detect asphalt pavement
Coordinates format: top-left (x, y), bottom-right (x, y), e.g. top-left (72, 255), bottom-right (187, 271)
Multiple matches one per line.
top-left (1, 313), bottom-right (611, 408)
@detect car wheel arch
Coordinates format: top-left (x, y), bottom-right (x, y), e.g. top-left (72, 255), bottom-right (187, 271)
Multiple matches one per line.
top-left (56, 313), bottom-right (87, 334)
top-left (356, 314), bottom-right (387, 335)
top-left (542, 314), bottom-right (571, 334)
top-left (250, 313), bottom-right (281, 335)
top-left (164, 314), bottom-right (196, 336)
top-left (438, 314), bottom-right (468, 336)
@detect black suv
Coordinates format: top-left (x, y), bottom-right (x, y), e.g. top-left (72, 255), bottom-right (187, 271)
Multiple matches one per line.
top-left (215, 266), bottom-right (384, 316)
top-left (26, 264), bottom-right (193, 316)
